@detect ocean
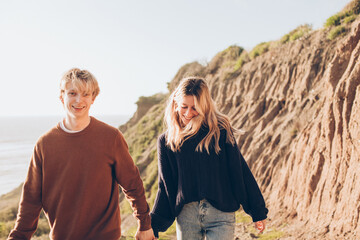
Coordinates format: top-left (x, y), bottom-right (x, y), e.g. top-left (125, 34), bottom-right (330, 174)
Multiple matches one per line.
top-left (0, 115), bottom-right (130, 196)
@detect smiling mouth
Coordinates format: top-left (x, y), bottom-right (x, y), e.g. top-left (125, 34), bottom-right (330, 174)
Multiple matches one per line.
top-left (73, 106), bottom-right (85, 110)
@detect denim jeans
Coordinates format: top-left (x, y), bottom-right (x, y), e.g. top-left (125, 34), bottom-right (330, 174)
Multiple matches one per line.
top-left (176, 199), bottom-right (235, 240)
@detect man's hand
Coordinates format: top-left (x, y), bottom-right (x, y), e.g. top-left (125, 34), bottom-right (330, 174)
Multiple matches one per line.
top-left (135, 228), bottom-right (156, 240)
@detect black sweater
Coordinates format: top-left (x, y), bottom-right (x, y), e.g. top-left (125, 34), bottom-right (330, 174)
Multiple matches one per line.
top-left (150, 127), bottom-right (268, 237)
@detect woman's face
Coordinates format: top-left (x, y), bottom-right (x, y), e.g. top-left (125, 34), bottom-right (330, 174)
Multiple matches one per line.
top-left (177, 95), bottom-right (199, 126)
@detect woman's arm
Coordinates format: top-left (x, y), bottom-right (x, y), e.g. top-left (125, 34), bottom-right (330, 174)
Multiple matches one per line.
top-left (150, 135), bottom-right (177, 238)
top-left (225, 137), bottom-right (268, 222)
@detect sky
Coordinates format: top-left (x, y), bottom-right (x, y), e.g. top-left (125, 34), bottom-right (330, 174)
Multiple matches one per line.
top-left (0, 0), bottom-right (350, 117)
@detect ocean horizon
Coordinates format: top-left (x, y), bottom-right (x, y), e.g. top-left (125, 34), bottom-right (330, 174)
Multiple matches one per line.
top-left (0, 115), bottom-right (130, 197)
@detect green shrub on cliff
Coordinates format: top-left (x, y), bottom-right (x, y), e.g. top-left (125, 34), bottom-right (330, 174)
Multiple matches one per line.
top-left (289, 25), bottom-right (312, 41)
top-left (324, 0), bottom-right (360, 27)
top-left (222, 45), bottom-right (244, 59)
top-left (324, 14), bottom-right (342, 27)
top-left (207, 45), bottom-right (245, 74)
top-left (0, 221), bottom-right (14, 238)
top-left (343, 14), bottom-right (357, 23)
top-left (324, 11), bottom-right (352, 28)
top-left (0, 207), bottom-right (17, 222)
top-left (327, 26), bottom-right (347, 40)
top-left (234, 51), bottom-right (250, 71)
top-left (280, 24), bottom-right (312, 44)
top-left (249, 42), bottom-right (270, 59)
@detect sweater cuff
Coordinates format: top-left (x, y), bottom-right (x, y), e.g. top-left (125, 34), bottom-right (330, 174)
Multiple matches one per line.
top-left (150, 212), bottom-right (174, 234)
top-left (138, 214), bottom-right (152, 231)
top-left (251, 207), bottom-right (269, 222)
top-left (153, 229), bottom-right (159, 238)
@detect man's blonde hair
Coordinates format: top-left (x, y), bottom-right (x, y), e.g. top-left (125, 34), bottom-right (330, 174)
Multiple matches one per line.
top-left (164, 77), bottom-right (237, 154)
top-left (60, 68), bottom-right (100, 99)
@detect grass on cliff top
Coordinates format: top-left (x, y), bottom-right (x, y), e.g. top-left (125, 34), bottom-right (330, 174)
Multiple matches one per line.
top-left (224, 0), bottom-right (359, 73)
top-left (207, 45), bottom-right (244, 74)
top-left (249, 42), bottom-right (271, 60)
top-left (324, 0), bottom-right (360, 28)
top-left (280, 24), bottom-right (312, 44)
top-left (231, 24), bottom-right (312, 72)
top-left (323, 0), bottom-right (360, 40)
top-left (231, 41), bottom-right (271, 72)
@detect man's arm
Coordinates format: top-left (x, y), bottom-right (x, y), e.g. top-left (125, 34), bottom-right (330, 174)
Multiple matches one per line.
top-left (8, 145), bottom-right (43, 240)
top-left (113, 131), bottom-right (152, 232)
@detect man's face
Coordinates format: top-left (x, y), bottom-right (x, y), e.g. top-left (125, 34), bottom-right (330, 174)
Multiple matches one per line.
top-left (60, 83), bottom-right (94, 120)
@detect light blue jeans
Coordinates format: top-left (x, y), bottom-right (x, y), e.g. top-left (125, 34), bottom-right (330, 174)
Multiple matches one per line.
top-left (176, 199), bottom-right (235, 240)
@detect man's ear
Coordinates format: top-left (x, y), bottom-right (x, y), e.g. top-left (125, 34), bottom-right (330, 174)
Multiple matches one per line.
top-left (60, 94), bottom-right (64, 104)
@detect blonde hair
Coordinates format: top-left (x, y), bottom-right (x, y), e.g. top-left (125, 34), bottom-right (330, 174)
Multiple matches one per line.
top-left (164, 77), bottom-right (237, 154)
top-left (60, 68), bottom-right (100, 99)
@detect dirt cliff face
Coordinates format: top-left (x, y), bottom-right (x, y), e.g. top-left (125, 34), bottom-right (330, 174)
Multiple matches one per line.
top-left (120, 19), bottom-right (360, 238)
top-left (201, 20), bottom-right (360, 239)
top-left (115, 15), bottom-right (360, 238)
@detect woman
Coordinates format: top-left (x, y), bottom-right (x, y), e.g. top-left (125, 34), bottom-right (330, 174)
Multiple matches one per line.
top-left (150, 77), bottom-right (268, 239)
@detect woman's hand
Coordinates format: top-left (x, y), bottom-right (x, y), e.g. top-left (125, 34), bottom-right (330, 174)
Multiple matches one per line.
top-left (255, 220), bottom-right (266, 233)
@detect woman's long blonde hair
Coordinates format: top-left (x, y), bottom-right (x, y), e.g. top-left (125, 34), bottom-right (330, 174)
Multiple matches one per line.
top-left (164, 77), bottom-right (238, 154)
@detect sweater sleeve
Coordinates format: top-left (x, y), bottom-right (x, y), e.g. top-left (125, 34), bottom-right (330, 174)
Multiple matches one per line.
top-left (113, 131), bottom-right (151, 231)
top-left (225, 138), bottom-right (268, 222)
top-left (8, 145), bottom-right (43, 240)
top-left (150, 135), bottom-right (176, 238)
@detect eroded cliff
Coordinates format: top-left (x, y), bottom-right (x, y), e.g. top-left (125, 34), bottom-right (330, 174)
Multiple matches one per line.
top-left (123, 11), bottom-right (360, 240)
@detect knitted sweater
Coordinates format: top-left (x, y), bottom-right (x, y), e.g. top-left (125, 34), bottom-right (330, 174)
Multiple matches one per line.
top-left (150, 127), bottom-right (268, 237)
top-left (8, 117), bottom-right (151, 240)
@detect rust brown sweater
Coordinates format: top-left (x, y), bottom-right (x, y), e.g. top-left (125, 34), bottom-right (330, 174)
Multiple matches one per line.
top-left (8, 117), bottom-right (151, 240)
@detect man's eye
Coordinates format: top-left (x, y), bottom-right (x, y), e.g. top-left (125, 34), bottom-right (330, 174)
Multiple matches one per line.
top-left (69, 92), bottom-right (76, 96)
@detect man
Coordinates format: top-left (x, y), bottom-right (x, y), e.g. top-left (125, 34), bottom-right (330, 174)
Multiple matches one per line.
top-left (8, 68), bottom-right (155, 240)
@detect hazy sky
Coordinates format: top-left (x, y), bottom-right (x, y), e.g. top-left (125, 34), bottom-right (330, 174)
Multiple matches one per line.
top-left (0, 0), bottom-right (350, 116)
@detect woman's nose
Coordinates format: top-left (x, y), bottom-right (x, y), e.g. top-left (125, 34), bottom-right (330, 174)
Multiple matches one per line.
top-left (186, 109), bottom-right (194, 117)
